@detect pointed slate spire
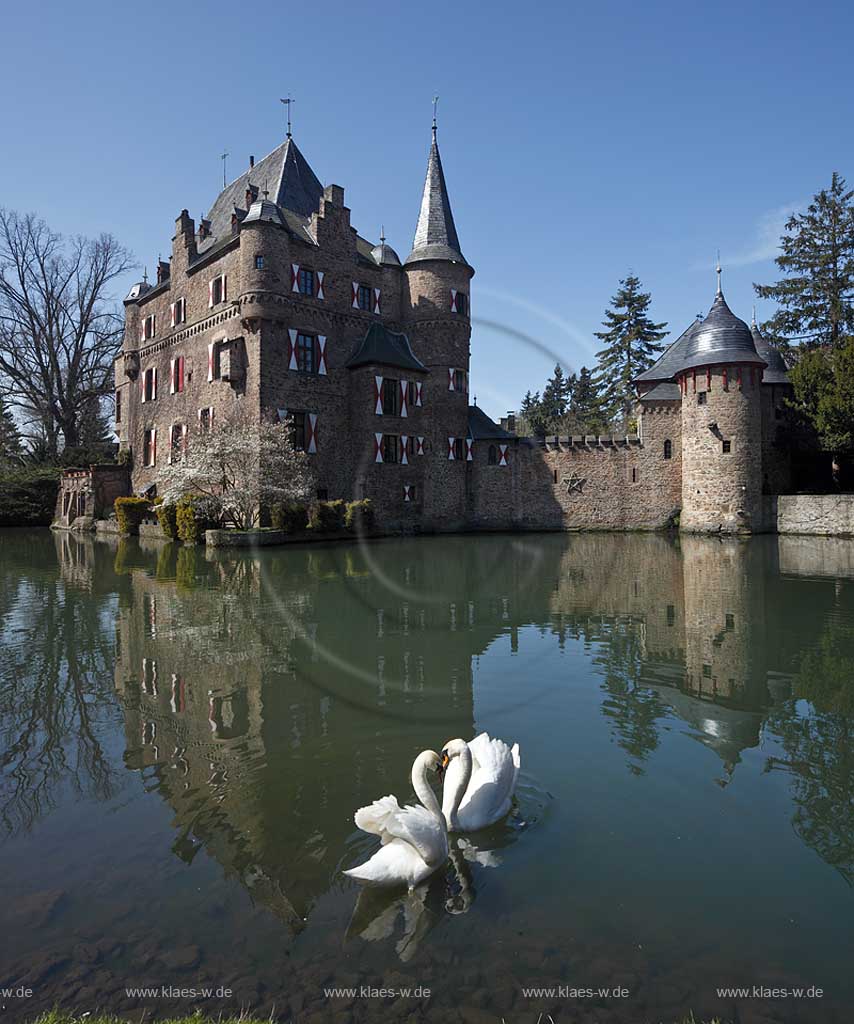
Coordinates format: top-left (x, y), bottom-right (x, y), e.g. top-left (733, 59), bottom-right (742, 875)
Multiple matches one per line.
top-left (273, 137), bottom-right (324, 219)
top-left (405, 122), bottom-right (466, 265)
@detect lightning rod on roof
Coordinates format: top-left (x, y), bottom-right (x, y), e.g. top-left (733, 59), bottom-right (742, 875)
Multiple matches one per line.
top-left (280, 97), bottom-right (294, 139)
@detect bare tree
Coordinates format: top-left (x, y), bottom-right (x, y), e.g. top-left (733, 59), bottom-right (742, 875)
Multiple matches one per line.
top-left (0, 209), bottom-right (134, 456)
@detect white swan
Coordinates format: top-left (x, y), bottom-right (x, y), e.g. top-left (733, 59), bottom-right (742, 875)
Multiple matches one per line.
top-left (441, 732), bottom-right (521, 832)
top-left (343, 750), bottom-right (448, 889)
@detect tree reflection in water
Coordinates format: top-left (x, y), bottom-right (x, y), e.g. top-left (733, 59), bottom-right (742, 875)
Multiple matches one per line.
top-left (0, 533), bottom-right (122, 838)
top-left (766, 615), bottom-right (854, 886)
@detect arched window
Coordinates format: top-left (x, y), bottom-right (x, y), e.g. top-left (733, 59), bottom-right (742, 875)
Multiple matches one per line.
top-left (488, 444), bottom-right (497, 465)
top-left (663, 439), bottom-right (672, 460)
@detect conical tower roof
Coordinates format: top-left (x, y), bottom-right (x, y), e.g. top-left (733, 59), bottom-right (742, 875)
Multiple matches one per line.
top-left (677, 274), bottom-right (766, 373)
top-left (750, 316), bottom-right (790, 384)
top-left (405, 127), bottom-right (467, 265)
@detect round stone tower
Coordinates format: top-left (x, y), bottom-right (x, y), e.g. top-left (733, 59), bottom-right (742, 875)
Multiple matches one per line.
top-left (678, 271), bottom-right (767, 533)
top-left (751, 313), bottom-right (793, 495)
top-left (401, 122), bottom-right (474, 527)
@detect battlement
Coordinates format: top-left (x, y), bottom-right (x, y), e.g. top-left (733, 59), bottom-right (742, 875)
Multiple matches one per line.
top-left (536, 434), bottom-right (642, 450)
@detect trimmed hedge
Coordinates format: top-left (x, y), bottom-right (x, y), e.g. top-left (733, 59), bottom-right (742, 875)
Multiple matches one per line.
top-left (0, 467), bottom-right (60, 527)
top-left (345, 498), bottom-right (374, 531)
top-left (308, 498), bottom-right (346, 532)
top-left (176, 495), bottom-right (218, 544)
top-left (156, 501), bottom-right (178, 539)
top-left (271, 502), bottom-right (309, 533)
top-left (114, 496), bottom-right (151, 535)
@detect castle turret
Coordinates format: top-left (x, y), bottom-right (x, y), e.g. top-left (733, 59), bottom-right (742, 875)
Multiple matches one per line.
top-left (677, 269), bottom-right (766, 533)
top-left (402, 121), bottom-right (474, 527)
top-left (751, 312), bottom-right (793, 494)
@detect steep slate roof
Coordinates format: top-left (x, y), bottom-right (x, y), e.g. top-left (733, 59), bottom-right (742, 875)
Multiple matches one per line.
top-left (638, 382), bottom-right (681, 402)
top-left (635, 320), bottom-right (702, 383)
top-left (468, 405), bottom-right (516, 440)
top-left (750, 321), bottom-right (790, 384)
top-left (405, 129), bottom-right (467, 265)
top-left (679, 290), bottom-right (765, 372)
top-left (198, 138), bottom-right (324, 255)
top-left (345, 323), bottom-right (427, 372)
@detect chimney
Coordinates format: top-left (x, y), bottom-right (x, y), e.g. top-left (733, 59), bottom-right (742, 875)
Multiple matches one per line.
top-left (173, 209), bottom-right (197, 268)
top-left (249, 155), bottom-right (255, 169)
top-left (505, 411), bottom-right (516, 434)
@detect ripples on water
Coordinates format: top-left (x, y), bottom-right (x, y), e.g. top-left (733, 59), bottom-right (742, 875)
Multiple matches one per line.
top-left (0, 529), bottom-right (853, 1023)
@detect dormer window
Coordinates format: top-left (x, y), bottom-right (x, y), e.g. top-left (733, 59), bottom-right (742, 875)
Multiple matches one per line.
top-left (142, 314), bottom-right (156, 341)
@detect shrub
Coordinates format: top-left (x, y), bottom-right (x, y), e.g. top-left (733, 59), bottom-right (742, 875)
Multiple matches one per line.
top-left (0, 466), bottom-right (60, 527)
top-left (176, 495), bottom-right (218, 544)
top-left (114, 496), bottom-right (151, 535)
top-left (308, 499), bottom-right (346, 532)
top-left (117, 447), bottom-right (132, 468)
top-left (271, 502), bottom-right (309, 533)
top-left (344, 498), bottom-right (374, 531)
top-left (156, 501), bottom-right (178, 539)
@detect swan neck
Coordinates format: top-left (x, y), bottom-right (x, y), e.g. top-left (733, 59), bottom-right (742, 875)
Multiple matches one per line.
top-left (413, 760), bottom-right (443, 822)
top-left (448, 745), bottom-right (473, 821)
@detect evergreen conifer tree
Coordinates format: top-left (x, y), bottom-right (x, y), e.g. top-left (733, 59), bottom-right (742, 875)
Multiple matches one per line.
top-left (754, 173), bottom-right (854, 352)
top-left (0, 396), bottom-right (23, 463)
top-left (541, 364), bottom-right (572, 422)
top-left (593, 274), bottom-right (667, 427)
top-left (569, 365), bottom-right (604, 433)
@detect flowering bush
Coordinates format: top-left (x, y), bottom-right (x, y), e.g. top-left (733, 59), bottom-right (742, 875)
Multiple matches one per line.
top-left (160, 411), bottom-right (313, 530)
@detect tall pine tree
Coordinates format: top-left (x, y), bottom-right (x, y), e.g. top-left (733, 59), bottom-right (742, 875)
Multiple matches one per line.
top-left (569, 366), bottom-right (604, 434)
top-left (593, 274), bottom-right (667, 427)
top-left (754, 172), bottom-right (854, 351)
top-left (541, 364), bottom-right (572, 422)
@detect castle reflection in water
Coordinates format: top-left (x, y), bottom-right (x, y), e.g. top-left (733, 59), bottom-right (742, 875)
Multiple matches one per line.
top-left (51, 529), bottom-right (854, 918)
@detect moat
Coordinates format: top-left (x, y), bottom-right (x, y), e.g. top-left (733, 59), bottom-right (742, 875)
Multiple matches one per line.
top-left (1, 529), bottom-right (853, 1023)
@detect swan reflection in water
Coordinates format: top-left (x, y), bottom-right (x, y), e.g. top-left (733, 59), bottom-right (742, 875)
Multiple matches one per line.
top-left (345, 827), bottom-right (513, 962)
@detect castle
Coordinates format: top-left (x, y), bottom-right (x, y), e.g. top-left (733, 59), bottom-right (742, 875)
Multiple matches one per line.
top-left (80, 119), bottom-right (792, 535)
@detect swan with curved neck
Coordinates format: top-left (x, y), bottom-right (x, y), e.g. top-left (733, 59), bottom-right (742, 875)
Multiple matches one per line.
top-left (344, 750), bottom-right (448, 889)
top-left (441, 733), bottom-right (521, 832)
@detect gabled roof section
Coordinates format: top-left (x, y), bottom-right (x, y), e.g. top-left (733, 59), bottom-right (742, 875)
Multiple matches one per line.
top-left (198, 138), bottom-right (323, 256)
top-left (345, 323), bottom-right (427, 373)
top-left (405, 129), bottom-right (467, 265)
top-left (468, 404), bottom-right (516, 440)
top-left (635, 320), bottom-right (701, 384)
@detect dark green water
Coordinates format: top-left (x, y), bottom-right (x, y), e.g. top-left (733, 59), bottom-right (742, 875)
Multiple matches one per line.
top-left (1, 529), bottom-right (853, 1024)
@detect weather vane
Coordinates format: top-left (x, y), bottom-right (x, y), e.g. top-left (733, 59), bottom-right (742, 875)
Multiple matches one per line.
top-left (220, 149), bottom-right (229, 188)
top-left (432, 95), bottom-right (439, 134)
top-left (280, 97), bottom-right (294, 138)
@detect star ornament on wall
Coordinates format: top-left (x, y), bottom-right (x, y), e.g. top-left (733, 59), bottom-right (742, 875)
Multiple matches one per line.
top-left (562, 472), bottom-right (586, 495)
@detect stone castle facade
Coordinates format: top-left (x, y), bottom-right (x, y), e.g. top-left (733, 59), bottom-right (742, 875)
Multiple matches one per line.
top-left (104, 121), bottom-right (792, 536)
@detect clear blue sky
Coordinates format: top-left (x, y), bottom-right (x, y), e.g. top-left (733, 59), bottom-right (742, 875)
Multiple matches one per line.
top-left (2, 0), bottom-right (852, 420)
